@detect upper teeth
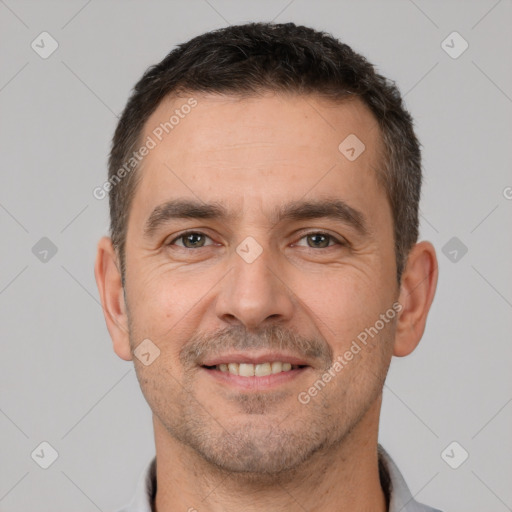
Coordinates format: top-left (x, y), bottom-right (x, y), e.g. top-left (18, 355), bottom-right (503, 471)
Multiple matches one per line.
top-left (217, 362), bottom-right (295, 377)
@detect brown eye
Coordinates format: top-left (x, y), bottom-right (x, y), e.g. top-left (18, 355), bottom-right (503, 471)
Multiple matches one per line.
top-left (169, 232), bottom-right (212, 248)
top-left (295, 232), bottom-right (344, 249)
top-left (306, 233), bottom-right (331, 248)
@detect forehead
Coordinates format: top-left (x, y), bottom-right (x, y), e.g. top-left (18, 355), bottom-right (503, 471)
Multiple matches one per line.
top-left (142, 91), bottom-right (381, 163)
top-left (132, 92), bottom-right (388, 231)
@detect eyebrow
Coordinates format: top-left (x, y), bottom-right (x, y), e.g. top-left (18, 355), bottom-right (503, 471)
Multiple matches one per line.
top-left (143, 197), bottom-right (370, 239)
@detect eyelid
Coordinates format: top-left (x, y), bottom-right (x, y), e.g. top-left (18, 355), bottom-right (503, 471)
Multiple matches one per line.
top-left (167, 230), bottom-right (216, 247)
top-left (167, 229), bottom-right (347, 248)
top-left (292, 230), bottom-right (346, 247)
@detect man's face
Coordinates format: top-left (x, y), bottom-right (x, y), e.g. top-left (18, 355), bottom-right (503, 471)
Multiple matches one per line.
top-left (122, 92), bottom-right (399, 475)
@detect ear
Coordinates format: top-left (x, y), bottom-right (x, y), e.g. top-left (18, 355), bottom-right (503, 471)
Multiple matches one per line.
top-left (393, 241), bottom-right (438, 357)
top-left (94, 236), bottom-right (132, 361)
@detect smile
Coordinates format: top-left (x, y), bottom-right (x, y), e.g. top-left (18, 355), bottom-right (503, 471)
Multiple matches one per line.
top-left (200, 362), bottom-right (310, 390)
top-left (203, 361), bottom-right (306, 377)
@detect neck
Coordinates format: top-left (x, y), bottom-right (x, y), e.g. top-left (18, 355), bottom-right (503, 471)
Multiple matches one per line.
top-left (153, 398), bottom-right (387, 512)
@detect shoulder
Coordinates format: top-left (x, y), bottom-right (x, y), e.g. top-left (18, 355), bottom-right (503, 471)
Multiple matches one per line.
top-left (378, 444), bottom-right (444, 512)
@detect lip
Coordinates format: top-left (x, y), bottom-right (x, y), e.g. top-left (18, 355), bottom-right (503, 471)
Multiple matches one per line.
top-left (200, 351), bottom-right (312, 367)
top-left (201, 365), bottom-right (310, 390)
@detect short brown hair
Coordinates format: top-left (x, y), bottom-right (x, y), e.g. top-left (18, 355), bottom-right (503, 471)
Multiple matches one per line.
top-left (108, 22), bottom-right (422, 284)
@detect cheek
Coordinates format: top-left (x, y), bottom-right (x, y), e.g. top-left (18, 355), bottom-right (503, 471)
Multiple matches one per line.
top-left (130, 266), bottom-right (193, 319)
top-left (127, 267), bottom-right (215, 357)
top-left (296, 270), bottom-right (394, 355)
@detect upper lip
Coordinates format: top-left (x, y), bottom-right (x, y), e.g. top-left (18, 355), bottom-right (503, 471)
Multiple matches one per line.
top-left (200, 351), bottom-right (311, 367)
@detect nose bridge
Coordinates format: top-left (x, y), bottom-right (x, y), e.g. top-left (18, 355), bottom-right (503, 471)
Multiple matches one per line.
top-left (215, 236), bottom-right (295, 329)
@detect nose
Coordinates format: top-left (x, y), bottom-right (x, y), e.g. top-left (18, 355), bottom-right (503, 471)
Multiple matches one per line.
top-left (214, 243), bottom-right (295, 331)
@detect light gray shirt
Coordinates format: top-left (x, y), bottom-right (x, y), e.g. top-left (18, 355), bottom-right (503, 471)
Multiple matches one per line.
top-left (116, 444), bottom-right (443, 512)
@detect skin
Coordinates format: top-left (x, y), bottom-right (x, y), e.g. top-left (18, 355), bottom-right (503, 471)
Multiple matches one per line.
top-left (95, 92), bottom-right (438, 512)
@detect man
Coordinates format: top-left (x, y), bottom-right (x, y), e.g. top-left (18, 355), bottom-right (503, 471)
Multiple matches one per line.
top-left (95, 22), bottom-right (440, 512)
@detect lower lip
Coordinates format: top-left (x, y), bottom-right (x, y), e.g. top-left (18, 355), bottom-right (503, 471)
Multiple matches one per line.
top-left (200, 366), bottom-right (310, 390)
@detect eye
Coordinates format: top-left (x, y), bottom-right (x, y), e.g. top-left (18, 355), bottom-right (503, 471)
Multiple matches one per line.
top-left (168, 231), bottom-right (214, 249)
top-left (167, 230), bottom-right (346, 250)
top-left (294, 231), bottom-right (345, 249)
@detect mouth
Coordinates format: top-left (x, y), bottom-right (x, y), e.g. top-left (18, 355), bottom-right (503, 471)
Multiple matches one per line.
top-left (202, 361), bottom-right (307, 376)
top-left (200, 360), bottom-right (311, 390)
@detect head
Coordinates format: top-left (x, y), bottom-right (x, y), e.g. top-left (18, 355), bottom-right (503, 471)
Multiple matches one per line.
top-left (95, 22), bottom-right (437, 478)
top-left (108, 22), bottom-right (422, 287)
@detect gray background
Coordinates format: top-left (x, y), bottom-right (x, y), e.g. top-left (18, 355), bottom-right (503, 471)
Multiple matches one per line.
top-left (1, 0), bottom-right (511, 511)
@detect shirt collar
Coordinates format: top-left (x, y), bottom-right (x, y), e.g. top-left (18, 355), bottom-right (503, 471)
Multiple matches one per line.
top-left (118, 444), bottom-right (441, 512)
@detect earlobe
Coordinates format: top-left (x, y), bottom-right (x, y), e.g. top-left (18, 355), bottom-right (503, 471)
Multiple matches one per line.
top-left (94, 236), bottom-right (133, 361)
top-left (393, 241), bottom-right (438, 357)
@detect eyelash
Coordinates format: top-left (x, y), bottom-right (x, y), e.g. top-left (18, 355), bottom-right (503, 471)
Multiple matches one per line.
top-left (167, 230), bottom-right (346, 250)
